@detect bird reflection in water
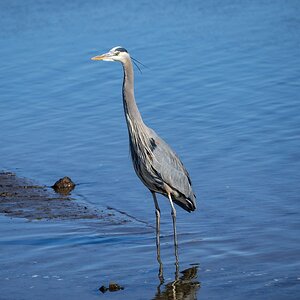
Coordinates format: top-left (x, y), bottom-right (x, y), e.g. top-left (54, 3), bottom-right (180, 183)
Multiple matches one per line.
top-left (154, 265), bottom-right (200, 300)
top-left (155, 238), bottom-right (200, 300)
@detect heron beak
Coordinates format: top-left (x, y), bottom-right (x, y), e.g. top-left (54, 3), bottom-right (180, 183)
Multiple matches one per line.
top-left (91, 52), bottom-right (114, 62)
top-left (91, 54), bottom-right (106, 61)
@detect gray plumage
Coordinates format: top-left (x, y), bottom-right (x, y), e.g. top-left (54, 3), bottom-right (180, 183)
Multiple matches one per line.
top-left (92, 46), bottom-right (196, 251)
top-left (129, 124), bottom-right (196, 212)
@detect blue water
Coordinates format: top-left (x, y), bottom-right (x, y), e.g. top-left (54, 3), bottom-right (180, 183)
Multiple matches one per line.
top-left (1, 0), bottom-right (300, 299)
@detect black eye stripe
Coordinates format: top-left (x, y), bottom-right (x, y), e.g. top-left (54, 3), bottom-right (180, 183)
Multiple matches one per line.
top-left (115, 47), bottom-right (128, 53)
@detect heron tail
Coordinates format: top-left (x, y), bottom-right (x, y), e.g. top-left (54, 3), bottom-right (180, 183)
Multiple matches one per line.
top-left (173, 195), bottom-right (196, 213)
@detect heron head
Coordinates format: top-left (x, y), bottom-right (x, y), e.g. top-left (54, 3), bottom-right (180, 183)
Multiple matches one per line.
top-left (91, 46), bottom-right (129, 63)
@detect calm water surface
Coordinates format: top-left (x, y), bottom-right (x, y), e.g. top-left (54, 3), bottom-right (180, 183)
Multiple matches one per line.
top-left (1, 0), bottom-right (300, 299)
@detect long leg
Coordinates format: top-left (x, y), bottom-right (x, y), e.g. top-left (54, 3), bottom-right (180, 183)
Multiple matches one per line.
top-left (167, 193), bottom-right (178, 246)
top-left (151, 191), bottom-right (164, 283)
top-left (167, 193), bottom-right (179, 279)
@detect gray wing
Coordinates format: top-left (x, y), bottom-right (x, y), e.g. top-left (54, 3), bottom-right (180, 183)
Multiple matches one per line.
top-left (146, 127), bottom-right (196, 210)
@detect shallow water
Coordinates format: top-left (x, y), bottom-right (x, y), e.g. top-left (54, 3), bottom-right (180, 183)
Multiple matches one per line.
top-left (1, 0), bottom-right (300, 299)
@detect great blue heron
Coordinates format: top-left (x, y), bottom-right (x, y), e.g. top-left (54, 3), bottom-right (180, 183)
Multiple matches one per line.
top-left (91, 46), bottom-right (196, 252)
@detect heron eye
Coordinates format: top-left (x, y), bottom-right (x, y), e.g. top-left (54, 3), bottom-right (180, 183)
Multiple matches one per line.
top-left (115, 51), bottom-right (120, 56)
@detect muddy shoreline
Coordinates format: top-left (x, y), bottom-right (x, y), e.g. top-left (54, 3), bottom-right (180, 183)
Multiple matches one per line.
top-left (0, 171), bottom-right (120, 221)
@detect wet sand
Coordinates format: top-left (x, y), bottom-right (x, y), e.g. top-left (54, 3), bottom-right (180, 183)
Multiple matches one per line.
top-left (0, 171), bottom-right (124, 222)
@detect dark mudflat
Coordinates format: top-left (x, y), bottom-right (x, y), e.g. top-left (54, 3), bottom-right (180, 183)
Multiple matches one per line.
top-left (0, 171), bottom-right (119, 221)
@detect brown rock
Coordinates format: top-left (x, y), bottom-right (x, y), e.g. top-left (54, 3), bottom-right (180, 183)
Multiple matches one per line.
top-left (52, 176), bottom-right (75, 195)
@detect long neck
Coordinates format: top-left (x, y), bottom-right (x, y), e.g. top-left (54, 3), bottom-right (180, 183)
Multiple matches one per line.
top-left (122, 58), bottom-right (143, 125)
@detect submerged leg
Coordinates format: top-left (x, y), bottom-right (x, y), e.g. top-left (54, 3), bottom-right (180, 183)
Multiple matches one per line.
top-left (151, 191), bottom-right (164, 283)
top-left (167, 193), bottom-right (179, 279)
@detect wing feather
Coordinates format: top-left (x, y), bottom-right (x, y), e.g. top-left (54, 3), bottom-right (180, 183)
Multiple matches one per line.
top-left (146, 127), bottom-right (196, 203)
